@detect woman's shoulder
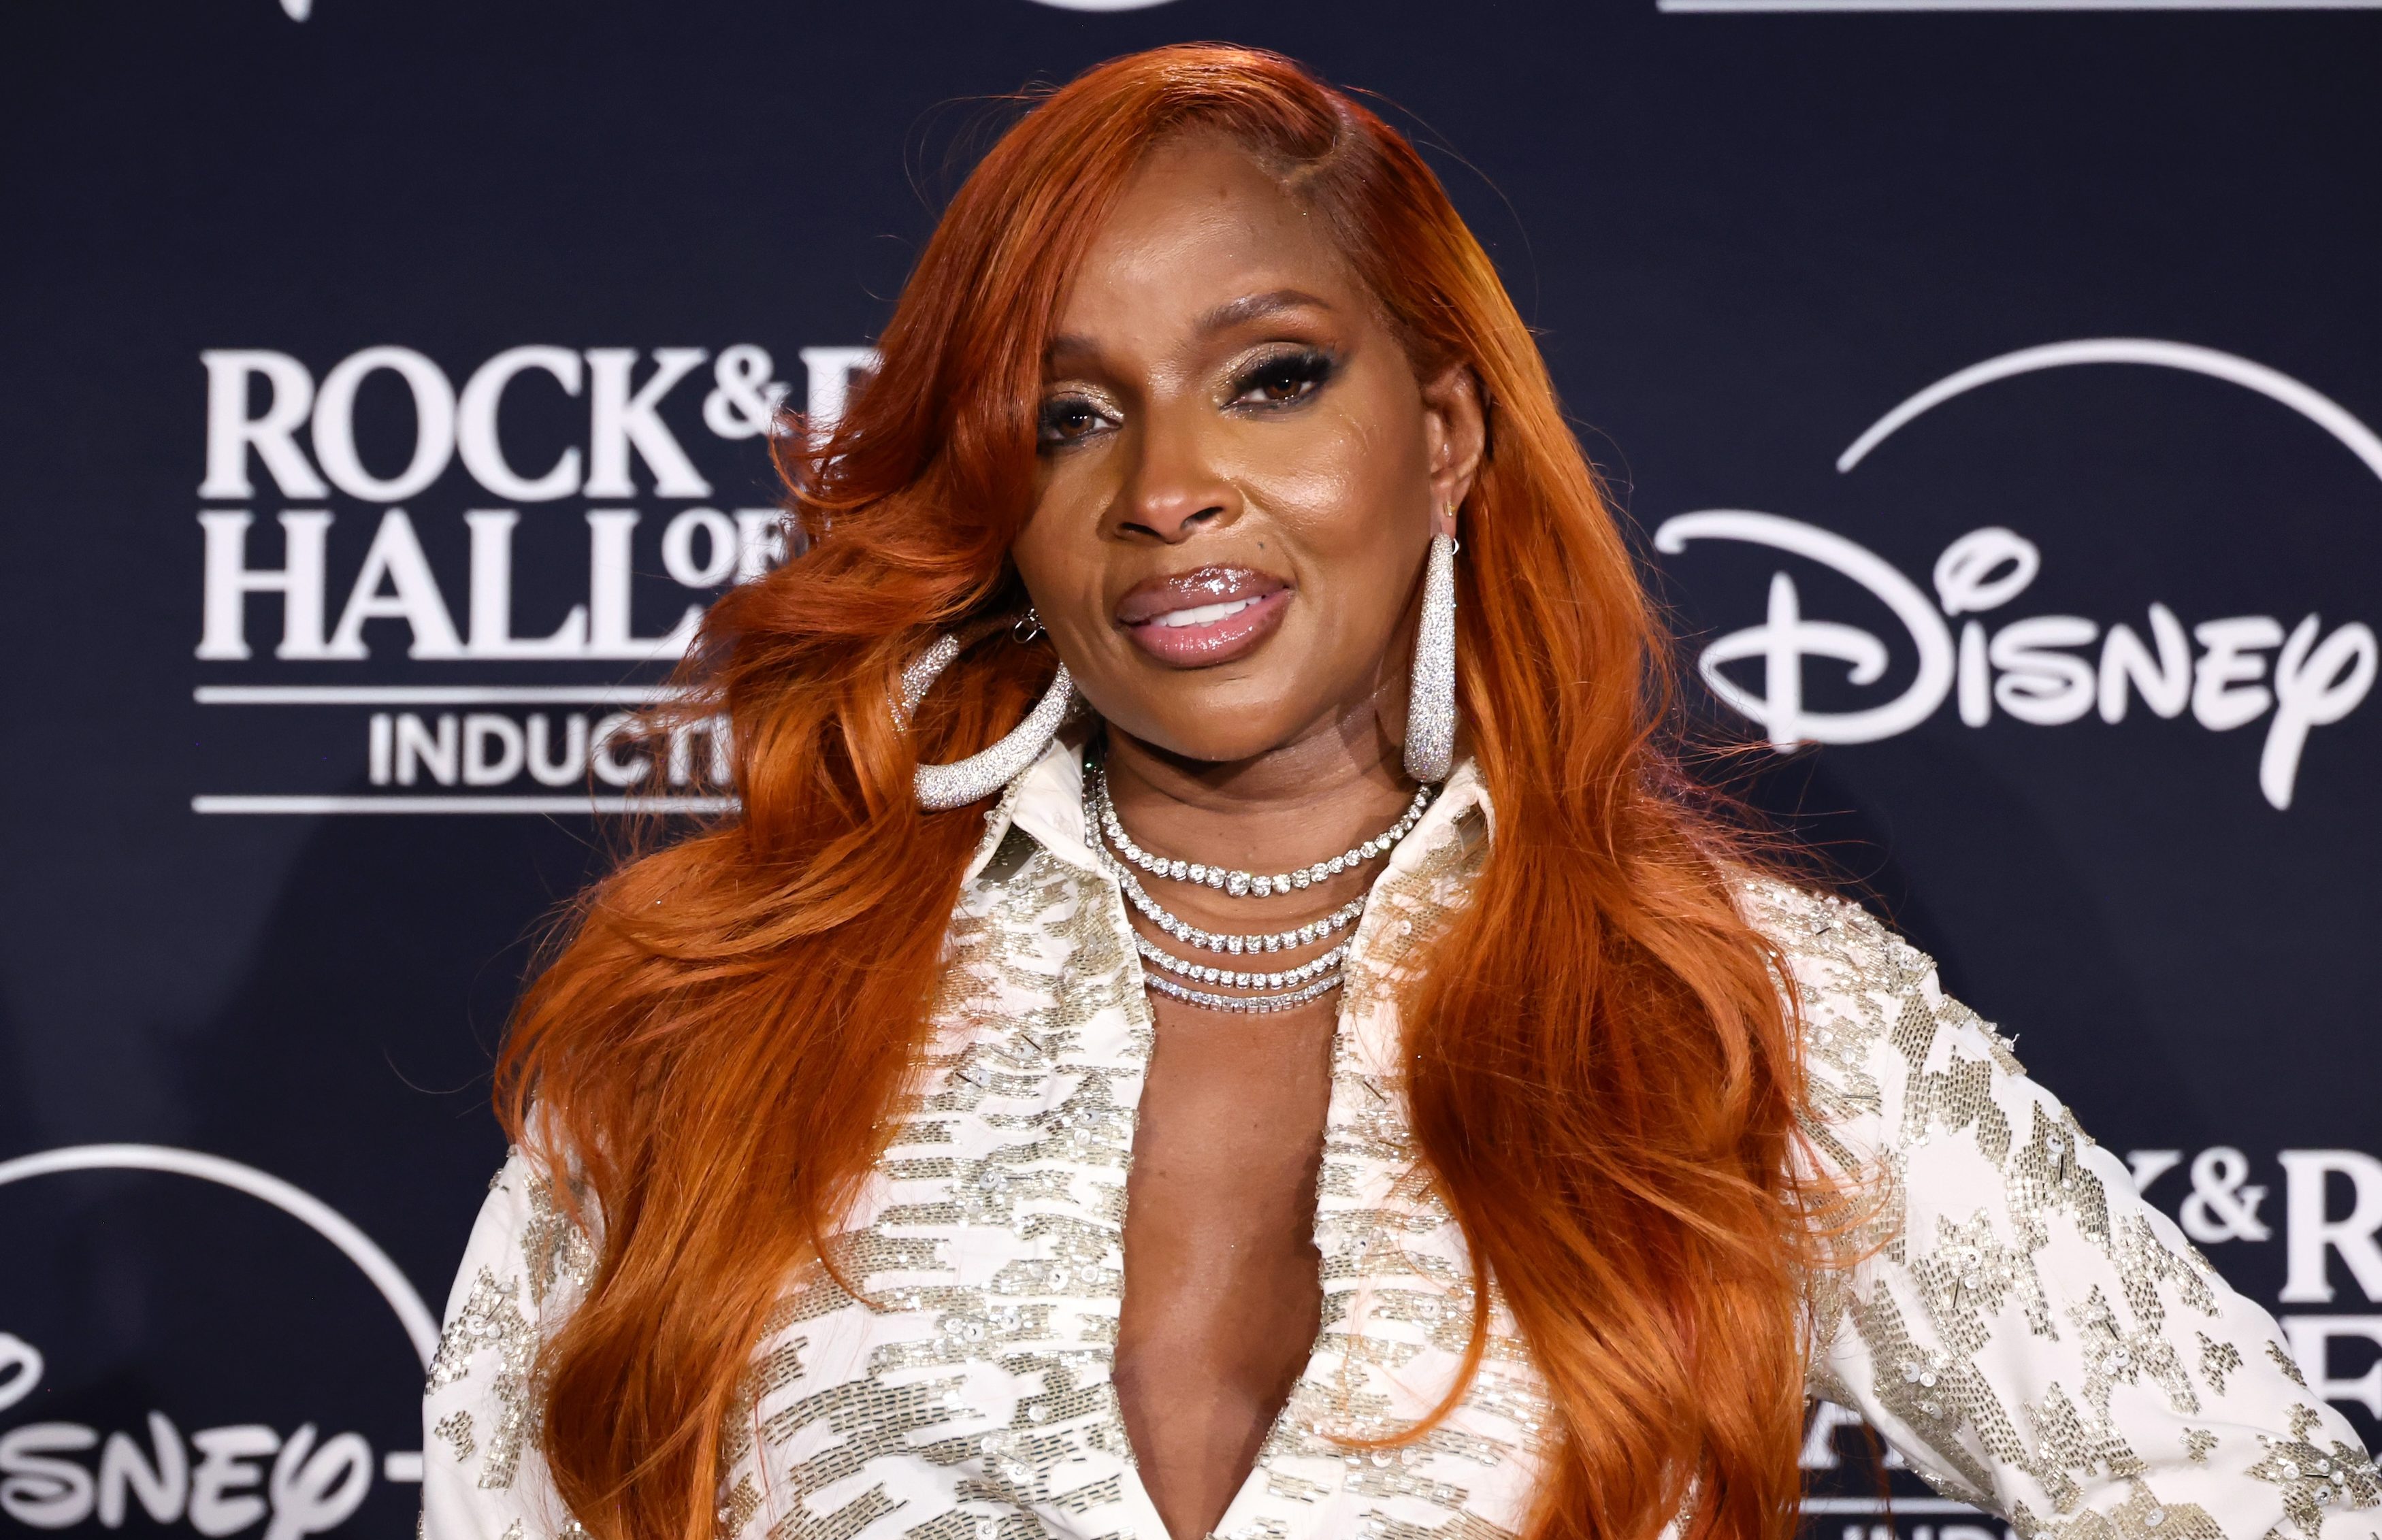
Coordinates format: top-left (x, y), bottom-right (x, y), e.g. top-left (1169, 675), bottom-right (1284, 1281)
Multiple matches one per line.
top-left (1735, 873), bottom-right (1968, 1018)
top-left (425, 1144), bottom-right (599, 1390)
top-left (1733, 873), bottom-right (2029, 1115)
top-left (1727, 872), bottom-right (2050, 1227)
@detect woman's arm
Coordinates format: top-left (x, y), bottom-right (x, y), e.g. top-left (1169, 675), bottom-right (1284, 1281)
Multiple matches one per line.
top-left (1751, 881), bottom-right (2382, 1540)
top-left (420, 1147), bottom-right (595, 1540)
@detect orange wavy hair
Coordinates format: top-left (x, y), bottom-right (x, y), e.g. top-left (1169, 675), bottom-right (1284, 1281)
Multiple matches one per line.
top-left (499, 43), bottom-right (1834, 1540)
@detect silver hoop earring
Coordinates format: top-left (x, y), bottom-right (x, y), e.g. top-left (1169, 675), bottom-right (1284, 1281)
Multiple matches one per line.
top-left (1403, 529), bottom-right (1458, 783)
top-left (895, 626), bottom-right (1076, 810)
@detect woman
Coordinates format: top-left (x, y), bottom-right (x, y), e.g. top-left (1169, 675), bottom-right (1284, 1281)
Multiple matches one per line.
top-left (421, 44), bottom-right (2378, 1540)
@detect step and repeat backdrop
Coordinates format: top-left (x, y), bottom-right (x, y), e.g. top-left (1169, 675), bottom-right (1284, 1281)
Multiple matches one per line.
top-left (1, 1), bottom-right (2377, 1537)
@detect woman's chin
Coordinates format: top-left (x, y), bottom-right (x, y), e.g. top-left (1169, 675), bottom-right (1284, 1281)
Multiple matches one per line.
top-left (1096, 692), bottom-right (1341, 767)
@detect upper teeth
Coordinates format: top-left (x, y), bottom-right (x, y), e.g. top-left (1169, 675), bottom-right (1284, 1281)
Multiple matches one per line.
top-left (1153, 597), bottom-right (1257, 628)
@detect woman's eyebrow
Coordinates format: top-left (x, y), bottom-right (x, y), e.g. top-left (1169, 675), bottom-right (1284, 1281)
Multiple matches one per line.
top-left (1194, 288), bottom-right (1332, 334)
top-left (1042, 289), bottom-right (1335, 368)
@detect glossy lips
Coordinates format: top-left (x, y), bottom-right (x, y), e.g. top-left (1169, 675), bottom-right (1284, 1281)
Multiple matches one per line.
top-left (1116, 565), bottom-right (1291, 666)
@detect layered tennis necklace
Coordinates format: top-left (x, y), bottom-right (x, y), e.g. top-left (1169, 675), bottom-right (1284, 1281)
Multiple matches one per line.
top-left (1084, 753), bottom-right (1437, 1014)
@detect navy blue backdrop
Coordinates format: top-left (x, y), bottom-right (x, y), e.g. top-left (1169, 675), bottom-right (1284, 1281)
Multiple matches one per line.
top-left (3, 3), bottom-right (2377, 1538)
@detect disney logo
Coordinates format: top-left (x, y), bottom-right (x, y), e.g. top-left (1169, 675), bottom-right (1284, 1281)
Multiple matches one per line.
top-left (1654, 512), bottom-right (2374, 810)
top-left (1656, 340), bottom-right (2382, 809)
top-left (0, 1147), bottom-right (440, 1534)
top-left (0, 1336), bottom-right (385, 1538)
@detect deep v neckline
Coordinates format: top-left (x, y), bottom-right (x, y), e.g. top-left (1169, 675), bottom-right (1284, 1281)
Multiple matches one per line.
top-left (900, 742), bottom-right (1518, 1540)
top-left (1075, 745), bottom-right (1386, 1540)
top-left (1098, 872), bottom-right (1360, 1540)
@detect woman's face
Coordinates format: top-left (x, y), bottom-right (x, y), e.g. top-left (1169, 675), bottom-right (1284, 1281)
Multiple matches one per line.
top-left (1010, 135), bottom-right (1482, 768)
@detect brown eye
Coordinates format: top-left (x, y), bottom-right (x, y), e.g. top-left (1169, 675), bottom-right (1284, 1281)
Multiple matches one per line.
top-left (1037, 395), bottom-right (1113, 447)
top-left (1230, 348), bottom-right (1335, 408)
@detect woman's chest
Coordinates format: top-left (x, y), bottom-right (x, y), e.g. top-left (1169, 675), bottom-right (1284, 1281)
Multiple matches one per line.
top-left (1113, 991), bottom-right (1340, 1535)
top-left (715, 843), bottom-right (1548, 1540)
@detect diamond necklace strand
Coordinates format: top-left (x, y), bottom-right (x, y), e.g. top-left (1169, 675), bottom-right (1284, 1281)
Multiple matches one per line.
top-left (1109, 854), bottom-right (1367, 957)
top-left (1132, 933), bottom-right (1350, 990)
top-left (1088, 769), bottom-right (1366, 955)
top-left (1097, 770), bottom-right (1433, 898)
top-left (1142, 970), bottom-right (1345, 1015)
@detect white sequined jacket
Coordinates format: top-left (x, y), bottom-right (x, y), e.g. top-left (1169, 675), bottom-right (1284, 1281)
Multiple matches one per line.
top-left (422, 743), bottom-right (2380, 1540)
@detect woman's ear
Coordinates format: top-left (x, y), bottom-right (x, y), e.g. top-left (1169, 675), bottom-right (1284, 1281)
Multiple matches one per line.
top-left (1420, 363), bottom-right (1485, 536)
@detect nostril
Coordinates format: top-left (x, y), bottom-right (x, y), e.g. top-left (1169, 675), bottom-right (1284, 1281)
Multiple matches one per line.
top-left (1120, 499), bottom-right (1231, 542)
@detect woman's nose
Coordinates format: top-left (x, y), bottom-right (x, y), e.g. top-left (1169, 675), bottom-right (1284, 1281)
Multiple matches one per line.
top-left (1115, 407), bottom-right (1241, 544)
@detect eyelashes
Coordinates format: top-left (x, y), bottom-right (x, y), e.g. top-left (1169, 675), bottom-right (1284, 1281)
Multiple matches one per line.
top-left (1035, 345), bottom-right (1340, 451)
top-left (1037, 393), bottom-right (1115, 448)
top-left (1228, 346), bottom-right (1336, 409)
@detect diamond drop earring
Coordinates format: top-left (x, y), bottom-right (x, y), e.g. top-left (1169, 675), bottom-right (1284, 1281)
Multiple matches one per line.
top-left (1403, 524), bottom-right (1458, 783)
top-left (894, 618), bottom-right (1075, 810)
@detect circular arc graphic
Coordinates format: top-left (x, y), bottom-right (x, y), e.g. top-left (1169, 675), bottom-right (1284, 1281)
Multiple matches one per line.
top-left (1836, 338), bottom-right (2382, 487)
top-left (0, 1143), bottom-right (440, 1369)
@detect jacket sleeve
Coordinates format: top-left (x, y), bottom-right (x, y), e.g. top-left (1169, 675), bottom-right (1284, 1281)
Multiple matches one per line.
top-left (420, 1147), bottom-right (597, 1540)
top-left (1745, 880), bottom-right (2382, 1540)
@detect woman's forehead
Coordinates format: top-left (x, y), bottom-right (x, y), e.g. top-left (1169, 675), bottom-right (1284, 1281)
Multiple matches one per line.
top-left (1056, 141), bottom-right (1364, 342)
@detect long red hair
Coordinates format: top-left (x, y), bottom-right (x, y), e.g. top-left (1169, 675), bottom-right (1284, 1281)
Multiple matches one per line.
top-left (500, 44), bottom-right (1834, 1540)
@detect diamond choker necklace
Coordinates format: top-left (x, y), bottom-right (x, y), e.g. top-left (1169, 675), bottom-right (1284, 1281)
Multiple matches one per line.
top-left (1097, 776), bottom-right (1433, 898)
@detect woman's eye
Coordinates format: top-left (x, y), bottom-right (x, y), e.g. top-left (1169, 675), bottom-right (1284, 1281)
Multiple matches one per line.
top-left (1037, 396), bottom-right (1112, 446)
top-left (1231, 350), bottom-right (1335, 408)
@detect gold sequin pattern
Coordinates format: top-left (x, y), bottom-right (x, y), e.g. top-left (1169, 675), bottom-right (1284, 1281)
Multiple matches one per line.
top-left (1741, 879), bottom-right (2379, 1540)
